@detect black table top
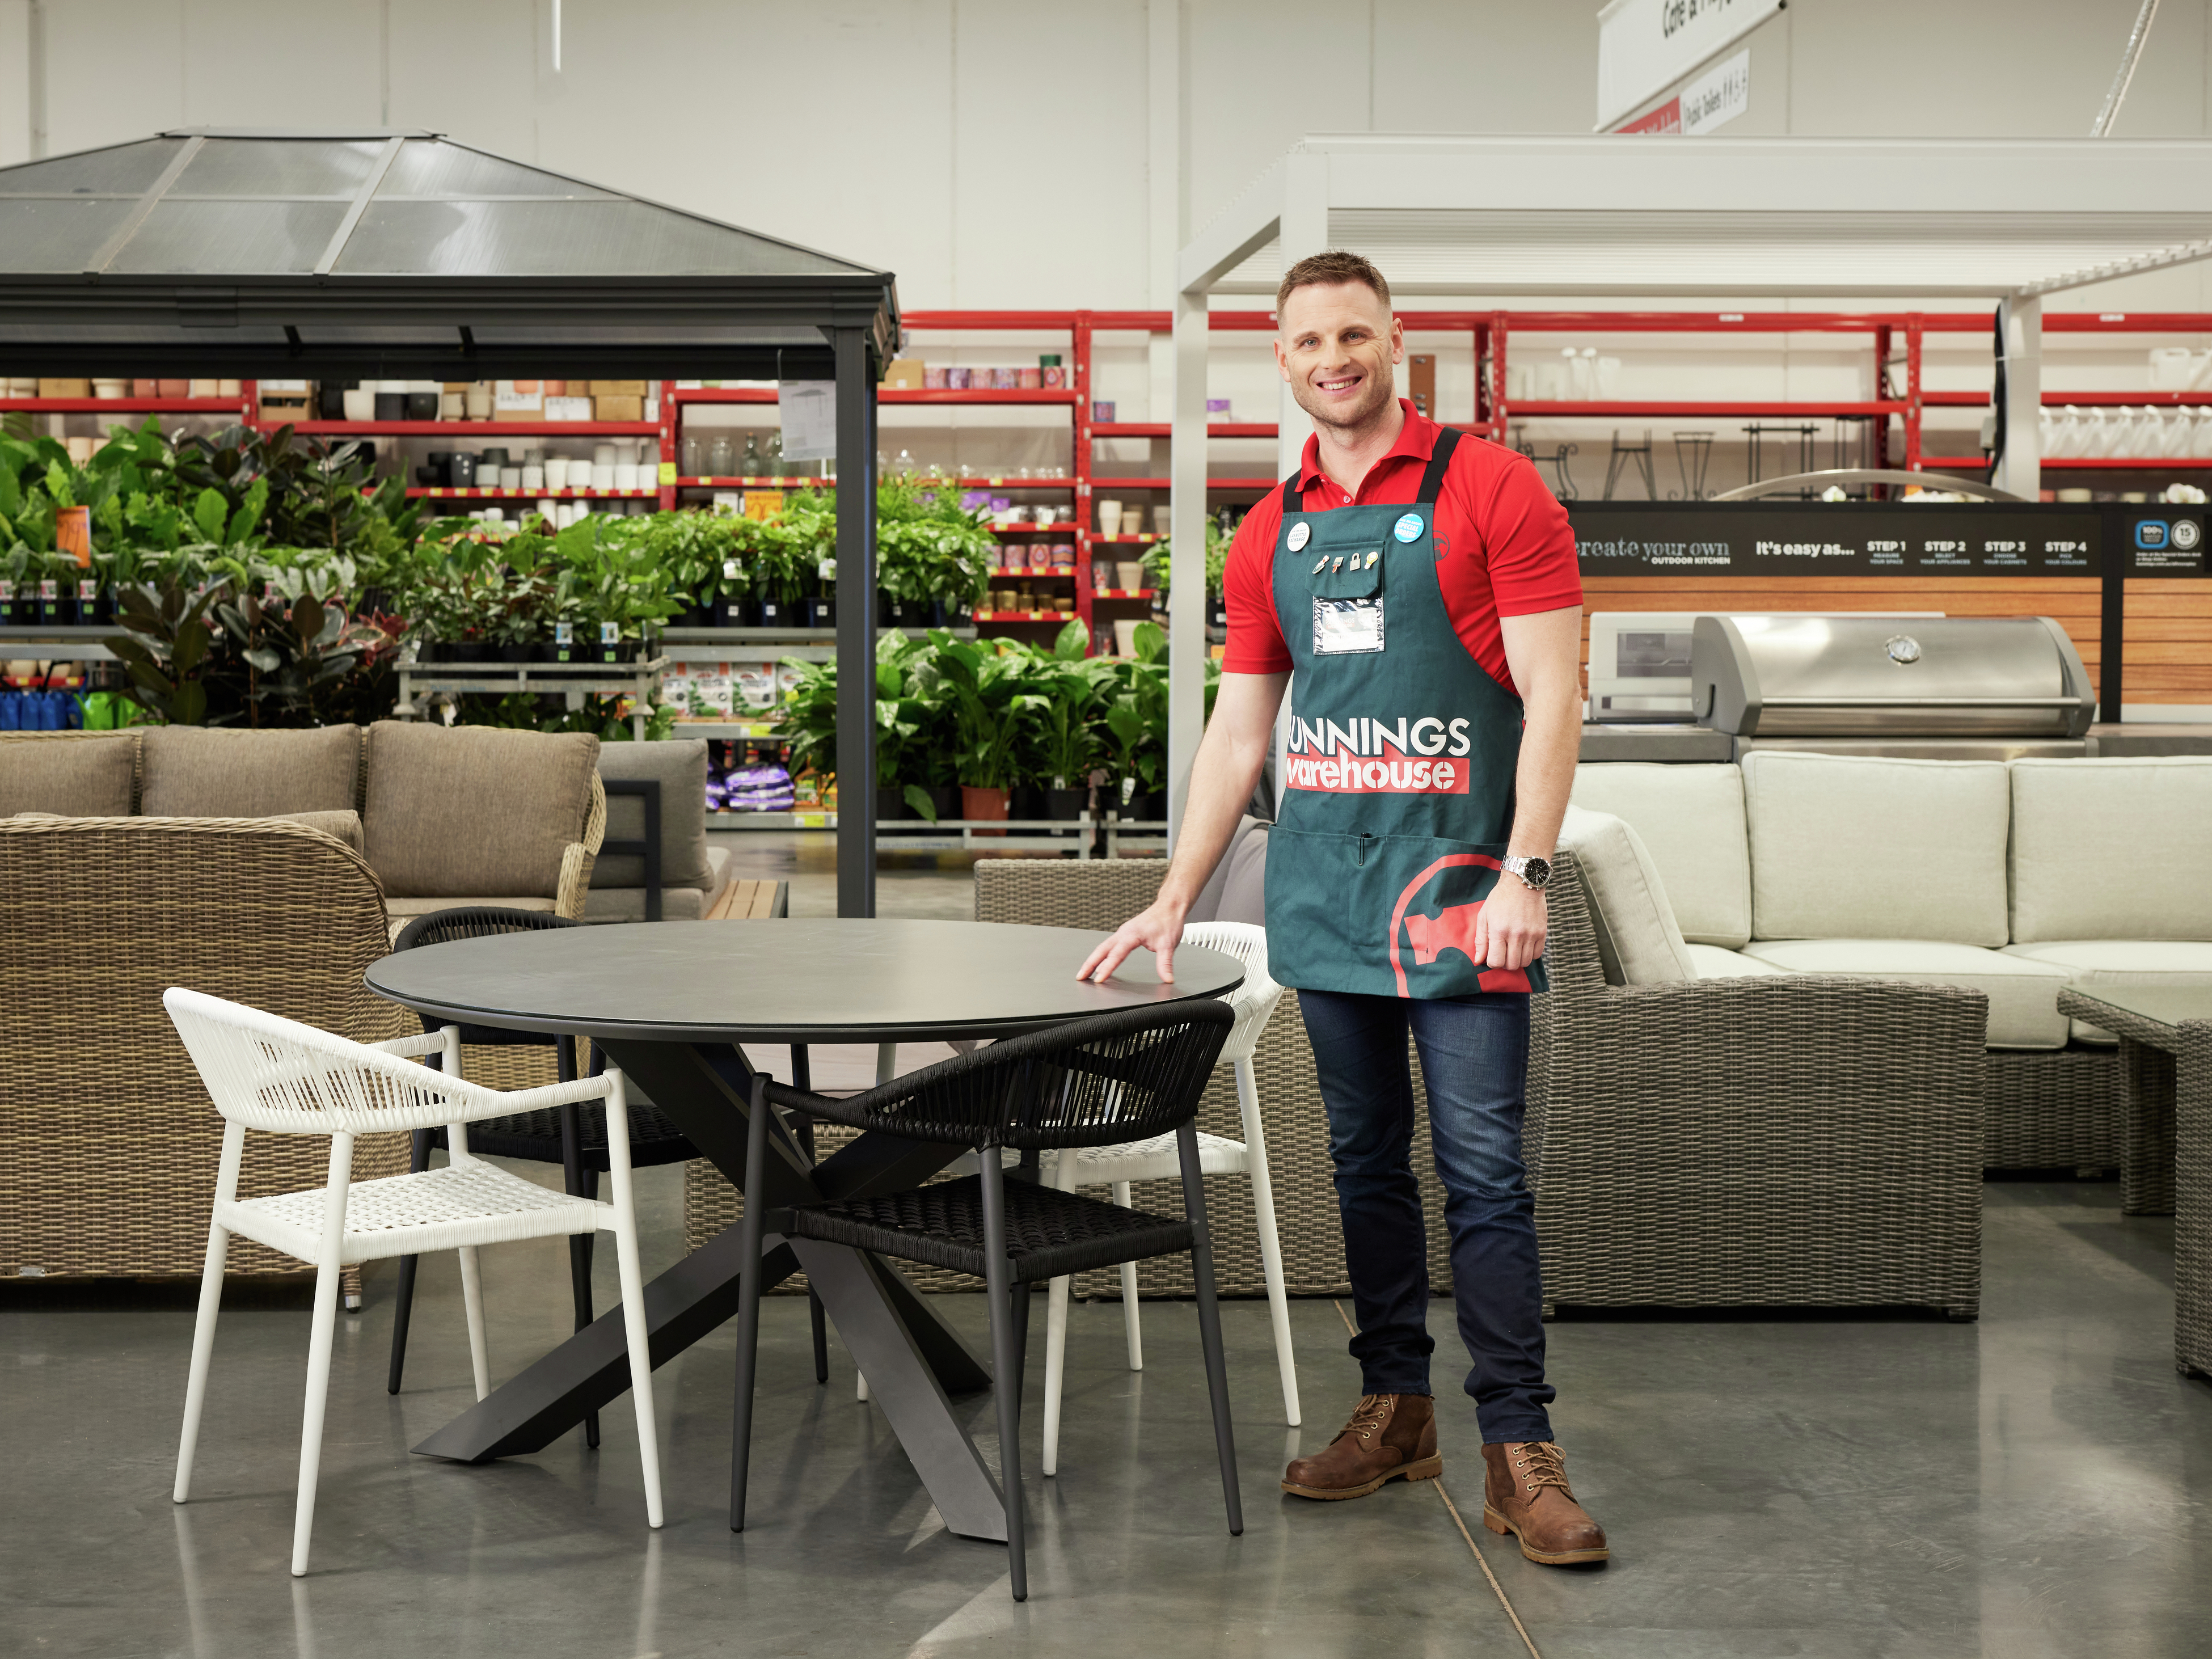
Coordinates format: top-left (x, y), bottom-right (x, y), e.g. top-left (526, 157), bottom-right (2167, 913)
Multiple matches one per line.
top-left (365, 918), bottom-right (1244, 1044)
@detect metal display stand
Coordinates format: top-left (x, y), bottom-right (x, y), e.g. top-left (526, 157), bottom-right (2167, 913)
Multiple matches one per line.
top-left (0, 624), bottom-right (119, 662)
top-left (395, 656), bottom-right (668, 741)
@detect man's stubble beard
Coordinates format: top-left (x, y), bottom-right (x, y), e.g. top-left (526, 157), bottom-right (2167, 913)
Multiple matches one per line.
top-left (1292, 361), bottom-right (1396, 438)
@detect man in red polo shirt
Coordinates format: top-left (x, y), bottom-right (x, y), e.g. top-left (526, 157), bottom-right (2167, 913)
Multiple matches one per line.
top-left (1080, 251), bottom-right (1603, 1564)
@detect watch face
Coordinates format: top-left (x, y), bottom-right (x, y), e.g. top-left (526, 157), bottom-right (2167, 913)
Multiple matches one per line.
top-left (1521, 857), bottom-right (1552, 889)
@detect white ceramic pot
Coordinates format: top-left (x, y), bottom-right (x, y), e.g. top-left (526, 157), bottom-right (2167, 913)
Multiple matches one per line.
top-left (464, 384), bottom-right (493, 419)
top-left (521, 465), bottom-right (545, 490)
top-left (500, 466), bottom-right (523, 490)
top-left (545, 457), bottom-right (571, 489)
top-left (592, 442), bottom-right (618, 467)
top-left (591, 463), bottom-right (615, 491)
top-left (343, 389), bottom-right (375, 421)
top-left (613, 463), bottom-right (640, 491)
top-left (1097, 499), bottom-right (1122, 537)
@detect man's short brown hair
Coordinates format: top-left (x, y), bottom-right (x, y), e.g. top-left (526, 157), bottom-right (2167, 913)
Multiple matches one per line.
top-left (1276, 250), bottom-right (1392, 322)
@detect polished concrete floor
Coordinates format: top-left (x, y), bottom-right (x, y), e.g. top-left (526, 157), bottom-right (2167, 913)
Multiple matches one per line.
top-left (7, 1175), bottom-right (2210, 1658)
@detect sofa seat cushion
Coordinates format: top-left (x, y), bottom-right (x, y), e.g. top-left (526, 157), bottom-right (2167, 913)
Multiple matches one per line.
top-left (1741, 751), bottom-right (2012, 947)
top-left (364, 722), bottom-right (598, 899)
top-left (1559, 805), bottom-right (1695, 983)
top-left (0, 731), bottom-right (137, 816)
top-left (581, 885), bottom-right (711, 923)
top-left (2000, 939), bottom-right (2212, 1043)
top-left (596, 739), bottom-right (712, 890)
top-left (1570, 763), bottom-right (1750, 948)
top-left (1686, 943), bottom-right (1787, 978)
top-left (1739, 938), bottom-right (2070, 1049)
top-left (2010, 758), bottom-right (2212, 942)
top-left (139, 724), bottom-right (360, 816)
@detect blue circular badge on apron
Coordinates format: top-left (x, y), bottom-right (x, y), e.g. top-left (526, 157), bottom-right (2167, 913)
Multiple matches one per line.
top-left (1393, 513), bottom-right (1424, 543)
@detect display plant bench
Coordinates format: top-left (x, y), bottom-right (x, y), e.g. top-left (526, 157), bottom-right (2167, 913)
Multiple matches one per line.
top-left (2059, 985), bottom-right (2212, 1379)
top-left (395, 655), bottom-right (668, 740)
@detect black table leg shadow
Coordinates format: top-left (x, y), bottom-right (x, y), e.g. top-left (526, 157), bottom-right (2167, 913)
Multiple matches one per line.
top-left (409, 1039), bottom-right (1006, 1541)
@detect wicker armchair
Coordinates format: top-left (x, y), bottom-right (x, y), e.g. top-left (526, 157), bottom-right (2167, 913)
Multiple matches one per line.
top-left (0, 816), bottom-right (411, 1302)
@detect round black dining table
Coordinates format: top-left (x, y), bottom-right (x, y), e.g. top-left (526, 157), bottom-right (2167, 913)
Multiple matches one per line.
top-left (366, 918), bottom-right (1243, 1543)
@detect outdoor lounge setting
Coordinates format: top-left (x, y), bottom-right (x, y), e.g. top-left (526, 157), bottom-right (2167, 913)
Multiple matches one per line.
top-left (10, 6), bottom-right (2212, 1656)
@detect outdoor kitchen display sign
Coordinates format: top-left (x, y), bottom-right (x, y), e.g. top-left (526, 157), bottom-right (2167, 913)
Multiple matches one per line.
top-left (1567, 503), bottom-right (2138, 577)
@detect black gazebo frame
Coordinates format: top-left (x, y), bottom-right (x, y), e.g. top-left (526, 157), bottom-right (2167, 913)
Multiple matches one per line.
top-left (0, 127), bottom-right (897, 913)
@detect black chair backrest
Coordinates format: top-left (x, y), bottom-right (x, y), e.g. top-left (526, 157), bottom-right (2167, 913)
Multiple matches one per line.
top-left (391, 906), bottom-right (579, 1046)
top-left (770, 999), bottom-right (1234, 1151)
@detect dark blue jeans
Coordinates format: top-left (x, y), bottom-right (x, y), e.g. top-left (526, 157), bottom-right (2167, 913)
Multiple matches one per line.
top-left (1298, 988), bottom-right (1554, 1445)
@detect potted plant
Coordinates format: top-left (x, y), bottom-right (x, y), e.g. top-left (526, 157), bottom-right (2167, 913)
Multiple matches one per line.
top-left (926, 629), bottom-right (1047, 832)
top-left (1102, 620), bottom-right (1169, 821)
top-left (1014, 619), bottom-right (1108, 829)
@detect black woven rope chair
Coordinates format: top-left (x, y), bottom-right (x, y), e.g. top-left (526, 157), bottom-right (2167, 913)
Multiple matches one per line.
top-left (383, 907), bottom-right (731, 1448)
top-left (729, 999), bottom-right (1243, 1602)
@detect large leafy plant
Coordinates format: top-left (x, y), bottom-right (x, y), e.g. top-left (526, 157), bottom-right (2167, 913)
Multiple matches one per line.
top-left (922, 628), bottom-right (1049, 791)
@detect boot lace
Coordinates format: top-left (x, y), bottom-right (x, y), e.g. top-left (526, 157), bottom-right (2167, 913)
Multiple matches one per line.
top-left (1510, 1441), bottom-right (1573, 1497)
top-left (1337, 1394), bottom-right (1392, 1446)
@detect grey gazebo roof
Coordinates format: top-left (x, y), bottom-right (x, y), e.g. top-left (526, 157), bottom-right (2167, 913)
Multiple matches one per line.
top-left (0, 129), bottom-right (898, 377)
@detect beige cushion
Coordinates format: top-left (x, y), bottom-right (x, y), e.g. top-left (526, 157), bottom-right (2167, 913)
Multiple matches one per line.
top-left (1187, 816), bottom-right (1268, 925)
top-left (1740, 937), bottom-right (2069, 1049)
top-left (1559, 805), bottom-right (1695, 983)
top-left (1686, 942), bottom-right (1787, 978)
top-left (0, 732), bottom-right (137, 816)
top-left (139, 724), bottom-right (360, 817)
top-left (364, 721), bottom-right (598, 899)
top-left (1571, 763), bottom-right (1750, 948)
top-left (1741, 751), bottom-right (2011, 947)
top-left (596, 739), bottom-right (712, 890)
top-left (2002, 939), bottom-right (2212, 1042)
top-left (2009, 758), bottom-right (2212, 943)
top-left (271, 809), bottom-right (364, 854)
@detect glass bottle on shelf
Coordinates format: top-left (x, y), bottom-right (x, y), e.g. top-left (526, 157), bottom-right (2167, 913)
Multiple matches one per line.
top-left (680, 436), bottom-right (703, 476)
top-left (707, 433), bottom-right (733, 478)
top-left (766, 431), bottom-right (784, 479)
top-left (741, 433), bottom-right (762, 479)
top-left (894, 448), bottom-right (915, 476)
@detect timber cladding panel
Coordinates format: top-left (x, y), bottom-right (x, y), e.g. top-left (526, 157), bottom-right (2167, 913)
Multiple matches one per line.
top-left (1578, 575), bottom-right (2211, 706)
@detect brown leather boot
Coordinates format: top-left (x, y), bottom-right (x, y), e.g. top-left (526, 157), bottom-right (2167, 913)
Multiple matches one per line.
top-left (1280, 1393), bottom-right (1442, 1500)
top-left (1481, 1441), bottom-right (1608, 1565)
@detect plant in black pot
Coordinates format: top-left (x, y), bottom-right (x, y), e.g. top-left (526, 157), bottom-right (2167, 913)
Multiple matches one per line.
top-left (1102, 620), bottom-right (1169, 822)
top-left (1018, 618), bottom-right (1111, 828)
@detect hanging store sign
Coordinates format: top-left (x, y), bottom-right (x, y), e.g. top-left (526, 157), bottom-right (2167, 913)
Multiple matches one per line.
top-left (1596, 0), bottom-right (1782, 129)
top-left (1612, 49), bottom-right (1751, 135)
top-left (1567, 503), bottom-right (2112, 576)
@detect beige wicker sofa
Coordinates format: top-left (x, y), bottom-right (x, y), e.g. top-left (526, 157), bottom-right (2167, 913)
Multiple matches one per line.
top-left (686, 830), bottom-right (1987, 1318)
top-left (1573, 752), bottom-right (2212, 1172)
top-left (0, 815), bottom-right (413, 1296)
top-left (0, 721), bottom-right (606, 926)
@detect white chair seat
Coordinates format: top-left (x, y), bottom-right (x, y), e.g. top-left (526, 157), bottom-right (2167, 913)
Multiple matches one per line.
top-left (218, 1164), bottom-right (603, 1266)
top-left (1063, 1130), bottom-right (1251, 1187)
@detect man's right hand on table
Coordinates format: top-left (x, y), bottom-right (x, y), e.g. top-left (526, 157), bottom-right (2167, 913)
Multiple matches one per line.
top-left (1077, 899), bottom-right (1188, 984)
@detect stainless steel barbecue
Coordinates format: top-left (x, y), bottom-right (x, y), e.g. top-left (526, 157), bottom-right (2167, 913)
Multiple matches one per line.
top-left (1690, 614), bottom-right (2096, 759)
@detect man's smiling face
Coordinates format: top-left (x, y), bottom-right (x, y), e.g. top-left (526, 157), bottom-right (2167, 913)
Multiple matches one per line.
top-left (1276, 280), bottom-right (1403, 434)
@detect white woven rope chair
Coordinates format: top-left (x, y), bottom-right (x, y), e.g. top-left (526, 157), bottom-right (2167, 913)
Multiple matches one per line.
top-left (1039, 920), bottom-right (1299, 1476)
top-left (163, 987), bottom-right (665, 1577)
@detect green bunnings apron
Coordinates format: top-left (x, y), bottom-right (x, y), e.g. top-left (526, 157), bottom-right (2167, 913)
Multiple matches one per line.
top-left (1264, 428), bottom-right (1546, 997)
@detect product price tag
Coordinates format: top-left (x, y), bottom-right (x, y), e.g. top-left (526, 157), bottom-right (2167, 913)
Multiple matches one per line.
top-left (818, 558), bottom-right (835, 582)
top-left (77, 580), bottom-right (97, 602)
top-left (39, 580), bottom-right (57, 600)
top-left (600, 622), bottom-right (620, 645)
top-left (723, 559), bottom-right (742, 580)
top-left (658, 461), bottom-right (677, 484)
top-left (555, 621), bottom-right (573, 645)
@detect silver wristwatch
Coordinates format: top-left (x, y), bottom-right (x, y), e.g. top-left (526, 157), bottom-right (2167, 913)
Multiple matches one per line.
top-left (1501, 855), bottom-right (1552, 892)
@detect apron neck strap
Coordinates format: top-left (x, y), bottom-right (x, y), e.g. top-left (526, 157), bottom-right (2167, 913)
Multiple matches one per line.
top-left (1413, 426), bottom-right (1462, 507)
top-left (1280, 423), bottom-right (1464, 517)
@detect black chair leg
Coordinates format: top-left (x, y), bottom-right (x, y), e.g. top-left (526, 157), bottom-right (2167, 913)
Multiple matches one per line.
top-left (730, 1075), bottom-right (773, 1533)
top-left (386, 1126), bottom-right (434, 1394)
top-left (1177, 1122), bottom-right (1243, 1536)
top-left (978, 1150), bottom-right (1028, 1602)
top-left (1008, 1276), bottom-right (1033, 1407)
top-left (792, 1046), bottom-right (830, 1385)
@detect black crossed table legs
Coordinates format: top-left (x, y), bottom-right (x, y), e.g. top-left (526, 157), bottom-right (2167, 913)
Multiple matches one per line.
top-left (407, 1038), bottom-right (1012, 1542)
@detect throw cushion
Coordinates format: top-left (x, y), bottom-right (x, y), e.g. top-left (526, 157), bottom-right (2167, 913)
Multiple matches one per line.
top-left (1558, 805), bottom-right (1695, 983)
top-left (595, 738), bottom-right (712, 890)
top-left (0, 732), bottom-right (137, 816)
top-left (2009, 758), bottom-right (2212, 943)
top-left (364, 722), bottom-right (598, 898)
top-left (1570, 763), bottom-right (1750, 947)
top-left (1186, 816), bottom-right (1267, 925)
top-left (139, 724), bottom-right (361, 817)
top-left (1686, 942), bottom-right (1787, 978)
top-left (2002, 939), bottom-right (2212, 1042)
top-left (1741, 751), bottom-right (2011, 947)
top-left (1740, 937), bottom-right (2068, 1049)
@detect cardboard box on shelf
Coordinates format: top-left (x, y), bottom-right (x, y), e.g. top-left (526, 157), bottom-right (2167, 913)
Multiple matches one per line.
top-left (882, 360), bottom-right (926, 389)
top-left (544, 396), bottom-right (593, 421)
top-left (258, 379), bottom-right (311, 424)
top-left (493, 381), bottom-right (544, 421)
top-left (37, 379), bottom-right (91, 399)
top-left (593, 394), bottom-right (644, 422)
top-left (588, 380), bottom-right (649, 398)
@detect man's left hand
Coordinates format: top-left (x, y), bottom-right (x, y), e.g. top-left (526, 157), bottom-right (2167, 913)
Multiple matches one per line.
top-left (1475, 876), bottom-right (1547, 972)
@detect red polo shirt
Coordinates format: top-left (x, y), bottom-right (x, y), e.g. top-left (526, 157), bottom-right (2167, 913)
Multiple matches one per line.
top-left (1221, 402), bottom-right (1581, 697)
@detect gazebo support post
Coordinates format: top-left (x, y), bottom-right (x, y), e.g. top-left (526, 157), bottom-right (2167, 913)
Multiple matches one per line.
top-left (834, 324), bottom-right (879, 918)
top-left (1167, 291), bottom-right (1210, 846)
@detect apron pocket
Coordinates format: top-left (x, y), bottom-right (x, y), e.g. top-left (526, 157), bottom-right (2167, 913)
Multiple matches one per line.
top-left (1263, 826), bottom-right (1399, 993)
